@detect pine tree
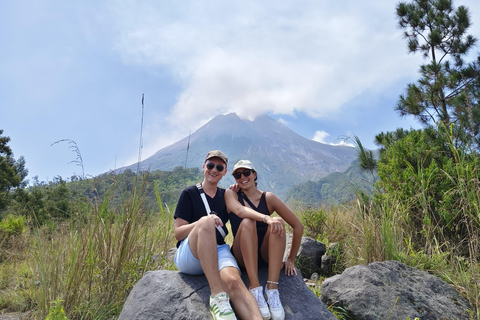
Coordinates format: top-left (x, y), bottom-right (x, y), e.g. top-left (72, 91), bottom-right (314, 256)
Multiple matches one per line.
top-left (396, 0), bottom-right (480, 148)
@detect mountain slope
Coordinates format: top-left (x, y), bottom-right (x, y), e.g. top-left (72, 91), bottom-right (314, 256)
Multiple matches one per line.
top-left (118, 113), bottom-right (358, 198)
top-left (284, 159), bottom-right (376, 207)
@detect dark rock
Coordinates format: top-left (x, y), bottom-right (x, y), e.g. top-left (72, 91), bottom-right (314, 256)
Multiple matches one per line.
top-left (119, 267), bottom-right (336, 320)
top-left (284, 234), bottom-right (326, 278)
top-left (320, 242), bottom-right (342, 276)
top-left (320, 260), bottom-right (472, 320)
top-left (320, 254), bottom-right (333, 276)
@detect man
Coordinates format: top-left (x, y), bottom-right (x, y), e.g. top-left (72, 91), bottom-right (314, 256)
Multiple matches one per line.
top-left (174, 150), bottom-right (263, 320)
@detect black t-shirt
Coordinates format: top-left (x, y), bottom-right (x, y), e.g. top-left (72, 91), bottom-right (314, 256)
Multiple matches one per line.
top-left (174, 185), bottom-right (229, 247)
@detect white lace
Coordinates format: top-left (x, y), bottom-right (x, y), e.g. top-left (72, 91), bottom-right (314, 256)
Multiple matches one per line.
top-left (250, 287), bottom-right (268, 307)
top-left (266, 289), bottom-right (282, 309)
top-left (213, 293), bottom-right (233, 314)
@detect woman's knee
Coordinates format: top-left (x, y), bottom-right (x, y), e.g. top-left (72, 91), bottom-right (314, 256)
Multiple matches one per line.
top-left (240, 218), bottom-right (256, 232)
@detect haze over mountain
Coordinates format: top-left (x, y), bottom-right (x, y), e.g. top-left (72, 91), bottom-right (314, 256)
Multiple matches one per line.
top-left (117, 113), bottom-right (358, 198)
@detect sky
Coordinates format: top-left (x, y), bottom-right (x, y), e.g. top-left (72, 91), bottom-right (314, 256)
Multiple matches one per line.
top-left (1, 0), bottom-right (480, 183)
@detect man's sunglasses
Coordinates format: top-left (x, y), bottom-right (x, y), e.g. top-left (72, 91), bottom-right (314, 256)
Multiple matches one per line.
top-left (206, 162), bottom-right (225, 172)
top-left (233, 169), bottom-right (252, 180)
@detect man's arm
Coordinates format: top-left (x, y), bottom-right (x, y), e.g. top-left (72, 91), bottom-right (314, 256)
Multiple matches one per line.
top-left (174, 217), bottom-right (197, 242)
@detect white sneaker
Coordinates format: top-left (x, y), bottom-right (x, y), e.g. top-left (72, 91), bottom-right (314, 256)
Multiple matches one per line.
top-left (209, 292), bottom-right (237, 320)
top-left (265, 287), bottom-right (285, 320)
top-left (249, 286), bottom-right (271, 319)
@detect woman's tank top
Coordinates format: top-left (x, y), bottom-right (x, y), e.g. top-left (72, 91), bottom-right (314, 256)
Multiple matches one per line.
top-left (229, 191), bottom-right (270, 238)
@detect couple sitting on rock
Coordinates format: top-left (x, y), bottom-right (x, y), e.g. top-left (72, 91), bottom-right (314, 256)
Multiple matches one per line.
top-left (174, 150), bottom-right (304, 320)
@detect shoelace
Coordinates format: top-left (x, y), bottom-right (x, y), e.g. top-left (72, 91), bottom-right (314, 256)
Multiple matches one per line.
top-left (267, 289), bottom-right (282, 308)
top-left (215, 294), bottom-right (233, 313)
top-left (251, 288), bottom-right (268, 307)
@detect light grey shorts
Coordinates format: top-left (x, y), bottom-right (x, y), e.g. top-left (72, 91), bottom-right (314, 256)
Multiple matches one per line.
top-left (174, 236), bottom-right (240, 275)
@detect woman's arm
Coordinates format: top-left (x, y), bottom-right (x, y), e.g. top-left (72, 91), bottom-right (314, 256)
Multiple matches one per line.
top-left (225, 189), bottom-right (284, 234)
top-left (266, 192), bottom-right (304, 275)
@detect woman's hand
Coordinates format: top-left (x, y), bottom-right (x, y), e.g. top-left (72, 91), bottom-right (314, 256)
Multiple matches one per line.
top-left (283, 258), bottom-right (297, 276)
top-left (265, 216), bottom-right (285, 236)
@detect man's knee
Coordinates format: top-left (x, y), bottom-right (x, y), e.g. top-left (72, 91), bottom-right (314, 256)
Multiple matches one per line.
top-left (221, 270), bottom-right (243, 293)
top-left (195, 215), bottom-right (216, 232)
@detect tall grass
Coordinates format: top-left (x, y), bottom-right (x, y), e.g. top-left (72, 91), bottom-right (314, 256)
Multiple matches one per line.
top-left (299, 127), bottom-right (480, 319)
top-left (29, 174), bottom-right (175, 319)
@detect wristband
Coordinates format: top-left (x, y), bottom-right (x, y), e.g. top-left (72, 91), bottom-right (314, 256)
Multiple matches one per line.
top-left (262, 215), bottom-right (267, 223)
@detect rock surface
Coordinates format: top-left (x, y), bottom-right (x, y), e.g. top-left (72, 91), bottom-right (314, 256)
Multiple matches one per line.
top-left (119, 267), bottom-right (336, 320)
top-left (320, 260), bottom-right (472, 320)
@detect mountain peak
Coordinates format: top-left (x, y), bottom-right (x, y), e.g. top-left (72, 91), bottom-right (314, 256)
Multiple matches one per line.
top-left (118, 113), bottom-right (357, 198)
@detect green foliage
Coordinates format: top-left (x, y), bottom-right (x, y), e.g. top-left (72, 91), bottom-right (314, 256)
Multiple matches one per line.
top-left (46, 299), bottom-right (69, 320)
top-left (0, 130), bottom-right (28, 210)
top-left (395, 0), bottom-right (480, 148)
top-left (68, 166), bottom-right (202, 213)
top-left (3, 167), bottom-right (201, 228)
top-left (298, 208), bottom-right (327, 239)
top-left (375, 124), bottom-right (480, 252)
top-left (328, 304), bottom-right (350, 320)
top-left (6, 177), bottom-right (85, 226)
top-left (396, 238), bottom-right (449, 273)
top-left (0, 214), bottom-right (26, 236)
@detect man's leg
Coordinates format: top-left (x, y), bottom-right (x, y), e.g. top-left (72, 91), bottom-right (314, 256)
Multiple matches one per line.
top-left (188, 216), bottom-right (225, 296)
top-left (219, 267), bottom-right (263, 320)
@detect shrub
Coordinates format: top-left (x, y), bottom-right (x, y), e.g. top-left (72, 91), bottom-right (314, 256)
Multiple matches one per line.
top-left (299, 208), bottom-right (327, 239)
top-left (0, 214), bottom-right (26, 236)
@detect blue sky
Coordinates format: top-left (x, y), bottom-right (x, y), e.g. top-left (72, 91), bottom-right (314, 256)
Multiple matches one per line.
top-left (1, 0), bottom-right (480, 183)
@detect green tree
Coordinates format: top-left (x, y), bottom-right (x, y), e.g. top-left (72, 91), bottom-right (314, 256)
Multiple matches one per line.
top-left (396, 0), bottom-right (480, 148)
top-left (0, 130), bottom-right (28, 210)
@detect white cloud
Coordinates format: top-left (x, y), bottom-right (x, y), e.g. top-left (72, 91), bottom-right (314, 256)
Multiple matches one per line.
top-left (312, 130), bottom-right (355, 147)
top-left (276, 117), bottom-right (289, 126)
top-left (312, 130), bottom-right (330, 143)
top-left (108, 0), bottom-right (423, 125)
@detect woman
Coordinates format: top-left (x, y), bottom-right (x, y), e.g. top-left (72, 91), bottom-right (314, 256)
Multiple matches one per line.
top-left (225, 160), bottom-right (304, 320)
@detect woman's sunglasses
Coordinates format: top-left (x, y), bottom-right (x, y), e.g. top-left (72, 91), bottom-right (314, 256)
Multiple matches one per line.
top-left (206, 162), bottom-right (225, 172)
top-left (233, 169), bottom-right (252, 180)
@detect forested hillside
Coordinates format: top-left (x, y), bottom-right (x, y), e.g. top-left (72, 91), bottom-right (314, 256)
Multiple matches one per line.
top-left (285, 159), bottom-right (375, 207)
top-left (1, 167), bottom-right (203, 225)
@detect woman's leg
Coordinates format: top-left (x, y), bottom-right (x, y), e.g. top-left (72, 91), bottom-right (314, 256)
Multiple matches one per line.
top-left (231, 218), bottom-right (260, 288)
top-left (260, 217), bottom-right (287, 320)
top-left (260, 217), bottom-right (286, 290)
